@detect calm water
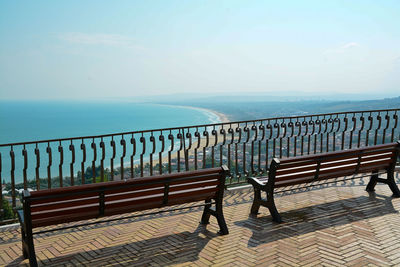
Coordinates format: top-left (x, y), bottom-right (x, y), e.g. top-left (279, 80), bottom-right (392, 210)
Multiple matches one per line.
top-left (0, 101), bottom-right (219, 143)
top-left (0, 101), bottom-right (220, 183)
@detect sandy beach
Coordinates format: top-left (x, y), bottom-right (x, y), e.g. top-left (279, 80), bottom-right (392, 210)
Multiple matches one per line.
top-left (189, 106), bottom-right (231, 123)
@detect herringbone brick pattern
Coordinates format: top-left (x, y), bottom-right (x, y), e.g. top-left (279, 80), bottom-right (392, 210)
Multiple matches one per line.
top-left (2, 176), bottom-right (400, 266)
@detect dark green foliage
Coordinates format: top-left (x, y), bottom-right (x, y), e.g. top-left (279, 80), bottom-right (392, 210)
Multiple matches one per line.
top-left (1, 199), bottom-right (14, 220)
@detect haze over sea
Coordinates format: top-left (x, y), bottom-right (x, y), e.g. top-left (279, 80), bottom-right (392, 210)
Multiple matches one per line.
top-left (0, 101), bottom-right (220, 144)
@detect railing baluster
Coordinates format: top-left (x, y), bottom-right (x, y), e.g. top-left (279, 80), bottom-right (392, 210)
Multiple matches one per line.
top-left (391, 112), bottom-right (398, 143)
top-left (58, 142), bottom-right (63, 187)
top-left (140, 134), bottom-right (146, 177)
top-left (80, 141), bottom-right (86, 184)
top-left (311, 119), bottom-right (318, 154)
top-left (130, 135), bottom-right (136, 178)
top-left (176, 130), bottom-right (183, 172)
top-left (91, 140), bottom-right (97, 183)
top-left (366, 113), bottom-right (373, 146)
top-left (149, 133), bottom-right (155, 176)
top-left (159, 132), bottom-right (165, 175)
top-left (294, 120), bottom-right (301, 157)
top-left (325, 117), bottom-right (331, 152)
top-left (235, 124), bottom-right (241, 180)
top-left (100, 139), bottom-right (105, 181)
top-left (349, 114), bottom-right (356, 149)
top-left (46, 143), bottom-right (52, 189)
top-left (110, 138), bottom-right (116, 181)
top-left (35, 145), bottom-right (40, 189)
top-left (168, 131), bottom-right (174, 173)
top-left (341, 115), bottom-right (348, 150)
top-left (333, 116), bottom-right (340, 151)
top-left (22, 146), bottom-right (28, 189)
top-left (120, 137), bottom-right (126, 179)
top-left (194, 128), bottom-right (200, 170)
top-left (185, 129), bottom-right (192, 171)
top-left (202, 128), bottom-right (209, 169)
top-left (266, 121), bottom-right (272, 169)
top-left (287, 120), bottom-right (294, 158)
top-left (301, 119), bottom-right (307, 155)
top-left (280, 120), bottom-right (286, 158)
top-left (10, 148), bottom-right (16, 214)
top-left (258, 122), bottom-right (265, 174)
top-left (321, 118), bottom-right (327, 153)
top-left (358, 114), bottom-right (365, 148)
top-left (69, 142), bottom-right (75, 186)
top-left (382, 113), bottom-right (390, 144)
top-left (227, 125), bottom-right (234, 180)
top-left (250, 124), bottom-right (257, 175)
top-left (243, 124), bottom-right (250, 177)
top-left (211, 127), bottom-right (218, 168)
top-left (374, 113), bottom-right (381, 145)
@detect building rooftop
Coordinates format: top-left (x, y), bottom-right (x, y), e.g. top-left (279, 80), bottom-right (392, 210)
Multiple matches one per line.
top-left (1, 175), bottom-right (400, 266)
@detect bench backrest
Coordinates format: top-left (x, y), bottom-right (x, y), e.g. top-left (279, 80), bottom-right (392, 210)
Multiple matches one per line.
top-left (22, 166), bottom-right (229, 228)
top-left (268, 142), bottom-right (400, 188)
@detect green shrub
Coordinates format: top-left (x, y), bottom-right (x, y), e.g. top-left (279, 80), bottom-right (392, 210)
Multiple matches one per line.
top-left (1, 199), bottom-right (14, 220)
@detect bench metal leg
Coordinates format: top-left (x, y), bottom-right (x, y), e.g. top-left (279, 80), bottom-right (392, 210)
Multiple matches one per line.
top-left (387, 172), bottom-right (400, 197)
top-left (366, 172), bottom-right (379, 192)
top-left (21, 228), bottom-right (28, 259)
top-left (268, 200), bottom-right (282, 223)
top-left (25, 231), bottom-right (37, 267)
top-left (200, 201), bottom-right (212, 224)
top-left (250, 186), bottom-right (283, 223)
top-left (366, 171), bottom-right (400, 197)
top-left (250, 188), bottom-right (261, 215)
top-left (215, 202), bottom-right (229, 235)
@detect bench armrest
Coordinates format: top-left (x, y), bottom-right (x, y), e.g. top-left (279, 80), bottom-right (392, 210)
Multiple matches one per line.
top-left (247, 177), bottom-right (266, 189)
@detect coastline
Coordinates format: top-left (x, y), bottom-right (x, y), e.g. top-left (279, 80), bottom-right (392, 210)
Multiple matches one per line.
top-left (193, 106), bottom-right (231, 124)
top-left (154, 103), bottom-right (231, 124)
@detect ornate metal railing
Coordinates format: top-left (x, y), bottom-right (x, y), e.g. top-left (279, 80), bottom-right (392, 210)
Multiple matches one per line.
top-left (1, 108), bottom-right (399, 223)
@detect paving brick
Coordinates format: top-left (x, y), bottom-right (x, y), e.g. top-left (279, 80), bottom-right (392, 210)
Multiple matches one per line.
top-left (2, 180), bottom-right (400, 266)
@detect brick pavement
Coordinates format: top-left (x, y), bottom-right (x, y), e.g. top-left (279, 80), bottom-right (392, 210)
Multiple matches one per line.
top-left (2, 176), bottom-right (400, 266)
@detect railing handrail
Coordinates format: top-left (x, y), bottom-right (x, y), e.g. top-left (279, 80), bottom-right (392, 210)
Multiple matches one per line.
top-left (1, 108), bottom-right (398, 147)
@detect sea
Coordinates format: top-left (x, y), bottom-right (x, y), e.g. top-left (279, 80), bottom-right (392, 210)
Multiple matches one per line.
top-left (0, 101), bottom-right (221, 183)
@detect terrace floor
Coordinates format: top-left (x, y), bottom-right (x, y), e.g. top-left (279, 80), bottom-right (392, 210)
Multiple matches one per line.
top-left (2, 175), bottom-right (400, 266)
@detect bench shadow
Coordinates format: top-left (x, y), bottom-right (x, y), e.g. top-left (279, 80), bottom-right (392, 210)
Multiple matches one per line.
top-left (8, 224), bottom-right (217, 267)
top-left (235, 192), bottom-right (399, 248)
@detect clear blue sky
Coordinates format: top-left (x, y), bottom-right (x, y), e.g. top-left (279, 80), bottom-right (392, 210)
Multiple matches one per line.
top-left (0, 0), bottom-right (399, 100)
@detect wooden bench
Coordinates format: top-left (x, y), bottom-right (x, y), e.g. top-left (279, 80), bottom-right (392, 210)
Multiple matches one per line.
top-left (248, 142), bottom-right (400, 223)
top-left (18, 166), bottom-right (230, 267)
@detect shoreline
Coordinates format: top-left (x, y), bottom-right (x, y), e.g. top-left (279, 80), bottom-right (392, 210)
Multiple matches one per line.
top-left (155, 103), bottom-right (231, 124)
top-left (192, 106), bottom-right (231, 124)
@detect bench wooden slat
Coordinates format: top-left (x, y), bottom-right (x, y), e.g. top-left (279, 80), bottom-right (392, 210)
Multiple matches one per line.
top-left (169, 179), bottom-right (219, 192)
top-left (278, 150), bottom-right (395, 171)
top-left (31, 205), bottom-right (99, 221)
top-left (275, 159), bottom-right (393, 183)
top-left (105, 188), bottom-right (165, 202)
top-left (276, 152), bottom-right (394, 176)
top-left (30, 191), bottom-right (100, 205)
top-left (30, 196), bottom-right (99, 213)
top-left (32, 211), bottom-right (99, 228)
top-left (278, 143), bottom-right (396, 165)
